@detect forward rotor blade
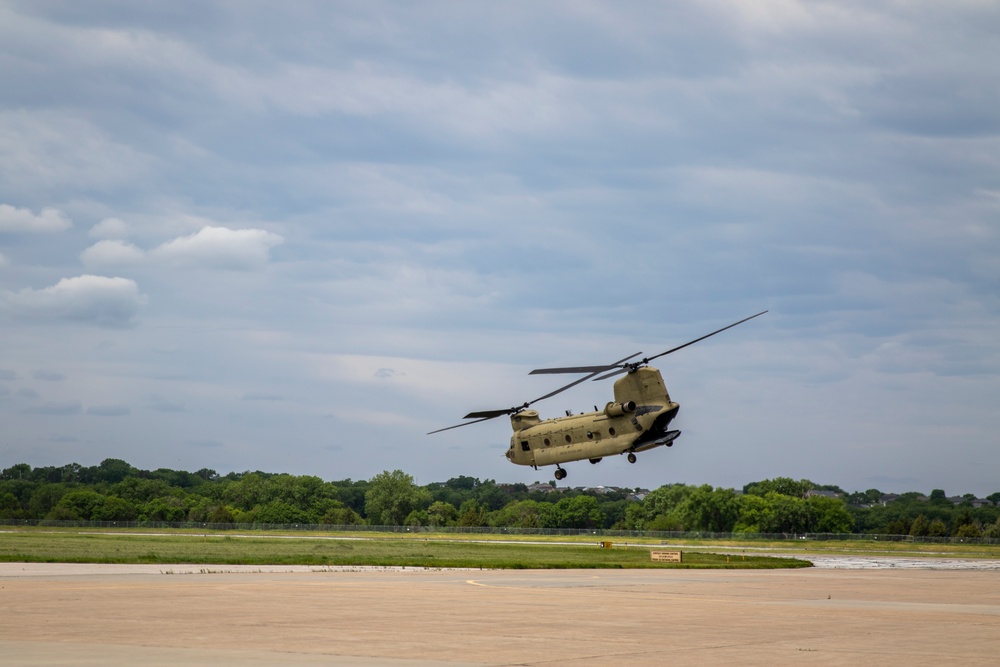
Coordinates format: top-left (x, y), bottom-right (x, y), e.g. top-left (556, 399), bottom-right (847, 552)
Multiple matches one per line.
top-left (427, 413), bottom-right (505, 435)
top-left (465, 407), bottom-right (523, 420)
top-left (428, 352), bottom-right (643, 435)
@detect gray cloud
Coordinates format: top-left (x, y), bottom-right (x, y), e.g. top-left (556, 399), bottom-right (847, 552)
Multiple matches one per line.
top-left (150, 226), bottom-right (284, 270)
top-left (145, 395), bottom-right (186, 413)
top-left (89, 217), bottom-right (132, 239)
top-left (22, 401), bottom-right (82, 416)
top-left (86, 405), bottom-right (131, 417)
top-left (241, 392), bottom-right (285, 401)
top-left (188, 439), bottom-right (224, 449)
top-left (2, 275), bottom-right (146, 328)
top-left (0, 204), bottom-right (71, 233)
top-left (80, 240), bottom-right (145, 268)
top-left (33, 370), bottom-right (66, 381)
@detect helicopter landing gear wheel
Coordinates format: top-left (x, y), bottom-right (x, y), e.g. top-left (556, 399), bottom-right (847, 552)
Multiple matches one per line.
top-left (627, 452), bottom-right (637, 464)
top-left (554, 467), bottom-right (567, 481)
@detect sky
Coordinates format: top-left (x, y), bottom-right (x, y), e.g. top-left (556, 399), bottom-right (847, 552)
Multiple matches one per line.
top-left (1, 1), bottom-right (998, 496)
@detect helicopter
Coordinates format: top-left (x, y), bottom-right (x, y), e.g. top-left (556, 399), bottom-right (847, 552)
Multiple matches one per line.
top-left (429, 311), bottom-right (767, 480)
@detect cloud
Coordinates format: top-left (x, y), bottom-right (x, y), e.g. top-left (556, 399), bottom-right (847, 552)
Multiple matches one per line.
top-left (0, 369), bottom-right (15, 381)
top-left (1, 275), bottom-right (146, 327)
top-left (80, 239), bottom-right (145, 267)
top-left (86, 405), bottom-right (131, 416)
top-left (0, 204), bottom-right (72, 233)
top-left (22, 401), bottom-right (82, 416)
top-left (33, 370), bottom-right (66, 381)
top-left (150, 226), bottom-right (284, 270)
top-left (145, 395), bottom-right (186, 412)
top-left (188, 439), bottom-right (224, 448)
top-left (242, 392), bottom-right (286, 401)
top-left (0, 251), bottom-right (8, 267)
top-left (89, 217), bottom-right (132, 239)
top-left (81, 226), bottom-right (284, 270)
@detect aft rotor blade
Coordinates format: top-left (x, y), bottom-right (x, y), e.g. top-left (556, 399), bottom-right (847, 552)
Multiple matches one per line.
top-left (525, 352), bottom-right (640, 404)
top-left (642, 310), bottom-right (768, 365)
top-left (529, 351), bottom-right (643, 376)
top-left (589, 366), bottom-right (629, 382)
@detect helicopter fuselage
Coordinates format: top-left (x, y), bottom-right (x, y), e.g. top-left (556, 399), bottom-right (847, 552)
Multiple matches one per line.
top-left (504, 366), bottom-right (680, 469)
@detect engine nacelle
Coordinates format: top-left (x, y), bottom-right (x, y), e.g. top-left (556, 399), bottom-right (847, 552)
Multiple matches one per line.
top-left (603, 400), bottom-right (636, 418)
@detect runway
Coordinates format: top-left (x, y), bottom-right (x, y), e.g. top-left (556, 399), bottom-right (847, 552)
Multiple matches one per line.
top-left (2, 562), bottom-right (999, 666)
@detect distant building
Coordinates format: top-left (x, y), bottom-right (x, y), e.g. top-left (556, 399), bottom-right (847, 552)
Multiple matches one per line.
top-left (526, 483), bottom-right (556, 493)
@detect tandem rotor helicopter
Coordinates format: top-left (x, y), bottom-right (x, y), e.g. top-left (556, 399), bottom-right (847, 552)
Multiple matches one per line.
top-left (429, 311), bottom-right (767, 480)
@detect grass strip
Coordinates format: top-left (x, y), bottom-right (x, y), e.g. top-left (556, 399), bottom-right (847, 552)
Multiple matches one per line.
top-left (0, 531), bottom-right (808, 569)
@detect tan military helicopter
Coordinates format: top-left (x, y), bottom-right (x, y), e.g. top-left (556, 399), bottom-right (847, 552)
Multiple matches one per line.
top-left (430, 311), bottom-right (766, 480)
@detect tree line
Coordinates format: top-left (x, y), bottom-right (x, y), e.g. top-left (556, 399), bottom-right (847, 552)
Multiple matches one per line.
top-left (2, 460), bottom-right (999, 538)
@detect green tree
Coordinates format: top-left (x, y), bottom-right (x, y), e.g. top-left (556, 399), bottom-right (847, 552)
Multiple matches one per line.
top-left (927, 518), bottom-right (948, 537)
top-left (365, 470), bottom-right (430, 525)
top-left (404, 509), bottom-right (429, 526)
top-left (806, 495), bottom-right (853, 533)
top-left (2, 463), bottom-right (32, 480)
top-left (909, 514), bottom-right (930, 537)
top-left (0, 491), bottom-right (23, 519)
top-left (954, 523), bottom-right (982, 539)
top-left (255, 500), bottom-right (313, 525)
top-left (92, 496), bottom-right (138, 521)
top-left (48, 489), bottom-right (108, 520)
top-left (222, 473), bottom-right (270, 510)
top-left (95, 458), bottom-right (134, 484)
top-left (744, 477), bottom-right (812, 499)
top-left (208, 505), bottom-right (236, 523)
top-left (552, 496), bottom-right (605, 529)
top-left (682, 485), bottom-right (741, 532)
top-left (626, 484), bottom-right (695, 530)
top-left (142, 496), bottom-right (188, 522)
top-left (489, 500), bottom-right (551, 529)
top-left (113, 478), bottom-right (177, 503)
top-left (320, 504), bottom-right (364, 525)
top-left (27, 483), bottom-right (67, 519)
top-left (734, 493), bottom-right (772, 533)
top-left (759, 493), bottom-right (810, 533)
top-left (456, 499), bottom-right (489, 527)
top-left (427, 501), bottom-right (458, 527)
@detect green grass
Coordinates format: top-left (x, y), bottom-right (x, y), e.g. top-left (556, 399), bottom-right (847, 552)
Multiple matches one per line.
top-left (0, 530), bottom-right (808, 569)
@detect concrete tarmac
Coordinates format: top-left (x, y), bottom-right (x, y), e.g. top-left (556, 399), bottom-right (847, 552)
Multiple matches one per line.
top-left (2, 563), bottom-right (999, 666)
